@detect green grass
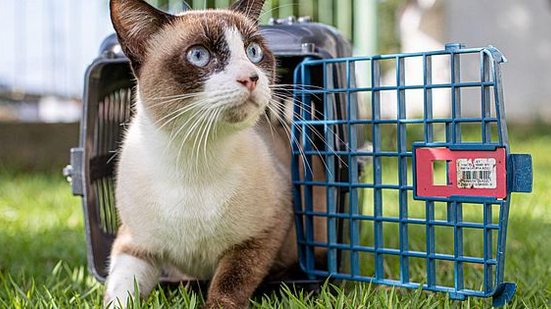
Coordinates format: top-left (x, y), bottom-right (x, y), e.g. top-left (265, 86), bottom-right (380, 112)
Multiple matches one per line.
top-left (1, 127), bottom-right (550, 308)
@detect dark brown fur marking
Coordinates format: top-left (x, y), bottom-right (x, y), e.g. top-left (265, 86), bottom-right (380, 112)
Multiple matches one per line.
top-left (110, 0), bottom-right (174, 74)
top-left (205, 234), bottom-right (280, 309)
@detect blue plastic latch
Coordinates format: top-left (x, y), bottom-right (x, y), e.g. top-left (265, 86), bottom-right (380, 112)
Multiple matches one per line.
top-left (492, 282), bottom-right (517, 307)
top-left (508, 154), bottom-right (533, 193)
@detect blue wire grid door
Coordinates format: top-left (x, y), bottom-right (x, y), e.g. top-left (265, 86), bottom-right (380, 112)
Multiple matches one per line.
top-left (290, 44), bottom-right (532, 306)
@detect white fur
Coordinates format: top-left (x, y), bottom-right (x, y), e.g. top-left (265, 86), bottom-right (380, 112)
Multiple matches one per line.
top-left (107, 24), bottom-right (283, 299)
top-left (105, 254), bottom-right (160, 307)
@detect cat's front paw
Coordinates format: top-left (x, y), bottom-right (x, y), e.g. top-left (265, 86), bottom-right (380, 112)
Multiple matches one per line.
top-left (203, 298), bottom-right (247, 309)
top-left (103, 292), bottom-right (133, 309)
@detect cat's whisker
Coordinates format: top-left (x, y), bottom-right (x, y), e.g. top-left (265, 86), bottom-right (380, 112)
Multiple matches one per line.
top-left (146, 95), bottom-right (204, 111)
top-left (199, 109), bottom-right (212, 164)
top-left (265, 104), bottom-right (316, 178)
top-left (157, 107), bottom-right (197, 132)
top-left (202, 108), bottom-right (221, 165)
top-left (162, 99), bottom-right (213, 144)
top-left (281, 126), bottom-right (334, 178)
top-left (150, 92), bottom-right (206, 101)
top-left (155, 99), bottom-right (209, 129)
top-left (156, 98), bottom-right (212, 126)
top-left (182, 1), bottom-right (191, 11)
top-left (272, 90), bottom-right (325, 104)
top-left (177, 104), bottom-right (210, 146)
top-left (148, 96), bottom-right (199, 109)
top-left (105, 148), bottom-right (121, 166)
top-left (269, 93), bottom-right (349, 149)
top-left (268, 104), bottom-right (336, 179)
top-left (168, 103), bottom-right (210, 154)
top-left (269, 83), bottom-right (326, 90)
top-left (269, 98), bottom-right (350, 155)
top-left (268, 99), bottom-right (347, 170)
top-left (197, 107), bottom-right (217, 173)
top-left (270, 89), bottom-right (323, 104)
top-left (279, 122), bottom-right (348, 170)
top-left (176, 109), bottom-right (203, 167)
top-left (147, 93), bottom-right (207, 108)
top-left (290, 122), bottom-right (341, 176)
top-left (195, 107), bottom-right (215, 169)
top-left (190, 112), bottom-right (206, 173)
top-left (270, 88), bottom-right (325, 99)
top-left (264, 113), bottom-right (276, 140)
top-left (166, 96), bottom-right (221, 156)
top-left (272, 109), bottom-right (321, 179)
top-left (272, 102), bottom-right (336, 145)
top-left (269, 84), bottom-right (324, 99)
top-left (148, 89), bottom-right (235, 109)
top-left (178, 105), bottom-right (212, 167)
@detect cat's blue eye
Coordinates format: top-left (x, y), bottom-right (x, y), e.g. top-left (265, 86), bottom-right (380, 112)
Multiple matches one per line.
top-left (186, 46), bottom-right (210, 67)
top-left (246, 43), bottom-right (263, 64)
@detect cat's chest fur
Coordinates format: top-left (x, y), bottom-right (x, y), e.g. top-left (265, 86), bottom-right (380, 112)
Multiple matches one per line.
top-left (116, 114), bottom-right (274, 278)
top-left (148, 170), bottom-right (243, 278)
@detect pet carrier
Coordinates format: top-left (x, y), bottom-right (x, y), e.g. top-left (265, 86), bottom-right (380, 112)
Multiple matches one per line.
top-left (65, 18), bottom-right (353, 284)
top-left (291, 43), bottom-right (532, 306)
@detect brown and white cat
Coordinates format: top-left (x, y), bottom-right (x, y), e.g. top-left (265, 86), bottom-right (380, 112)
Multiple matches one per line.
top-left (105, 0), bottom-right (317, 308)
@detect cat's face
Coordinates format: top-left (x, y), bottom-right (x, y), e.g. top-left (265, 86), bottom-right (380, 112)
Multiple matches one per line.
top-left (110, 0), bottom-right (274, 131)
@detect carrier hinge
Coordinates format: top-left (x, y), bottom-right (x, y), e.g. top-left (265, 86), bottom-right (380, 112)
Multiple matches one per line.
top-left (63, 148), bottom-right (84, 196)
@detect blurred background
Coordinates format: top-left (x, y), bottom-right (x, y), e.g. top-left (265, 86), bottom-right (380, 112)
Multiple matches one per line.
top-left (2, 0), bottom-right (551, 171)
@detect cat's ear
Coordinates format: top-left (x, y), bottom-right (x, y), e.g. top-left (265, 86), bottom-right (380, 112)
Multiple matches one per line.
top-left (110, 0), bottom-right (174, 73)
top-left (230, 0), bottom-right (265, 22)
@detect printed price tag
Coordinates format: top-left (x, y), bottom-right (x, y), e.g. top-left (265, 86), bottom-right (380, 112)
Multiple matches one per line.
top-left (415, 147), bottom-right (506, 199)
top-left (456, 158), bottom-right (497, 189)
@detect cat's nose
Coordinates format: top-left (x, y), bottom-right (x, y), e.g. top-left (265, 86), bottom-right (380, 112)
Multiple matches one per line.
top-left (237, 73), bottom-right (259, 92)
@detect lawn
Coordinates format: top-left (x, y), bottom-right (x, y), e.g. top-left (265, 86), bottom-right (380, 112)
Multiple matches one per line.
top-left (1, 126), bottom-right (550, 308)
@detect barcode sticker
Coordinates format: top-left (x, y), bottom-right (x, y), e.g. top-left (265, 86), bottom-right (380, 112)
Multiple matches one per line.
top-left (456, 158), bottom-right (497, 189)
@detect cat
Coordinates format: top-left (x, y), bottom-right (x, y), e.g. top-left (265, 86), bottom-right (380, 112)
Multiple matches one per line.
top-left (104, 0), bottom-right (328, 308)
